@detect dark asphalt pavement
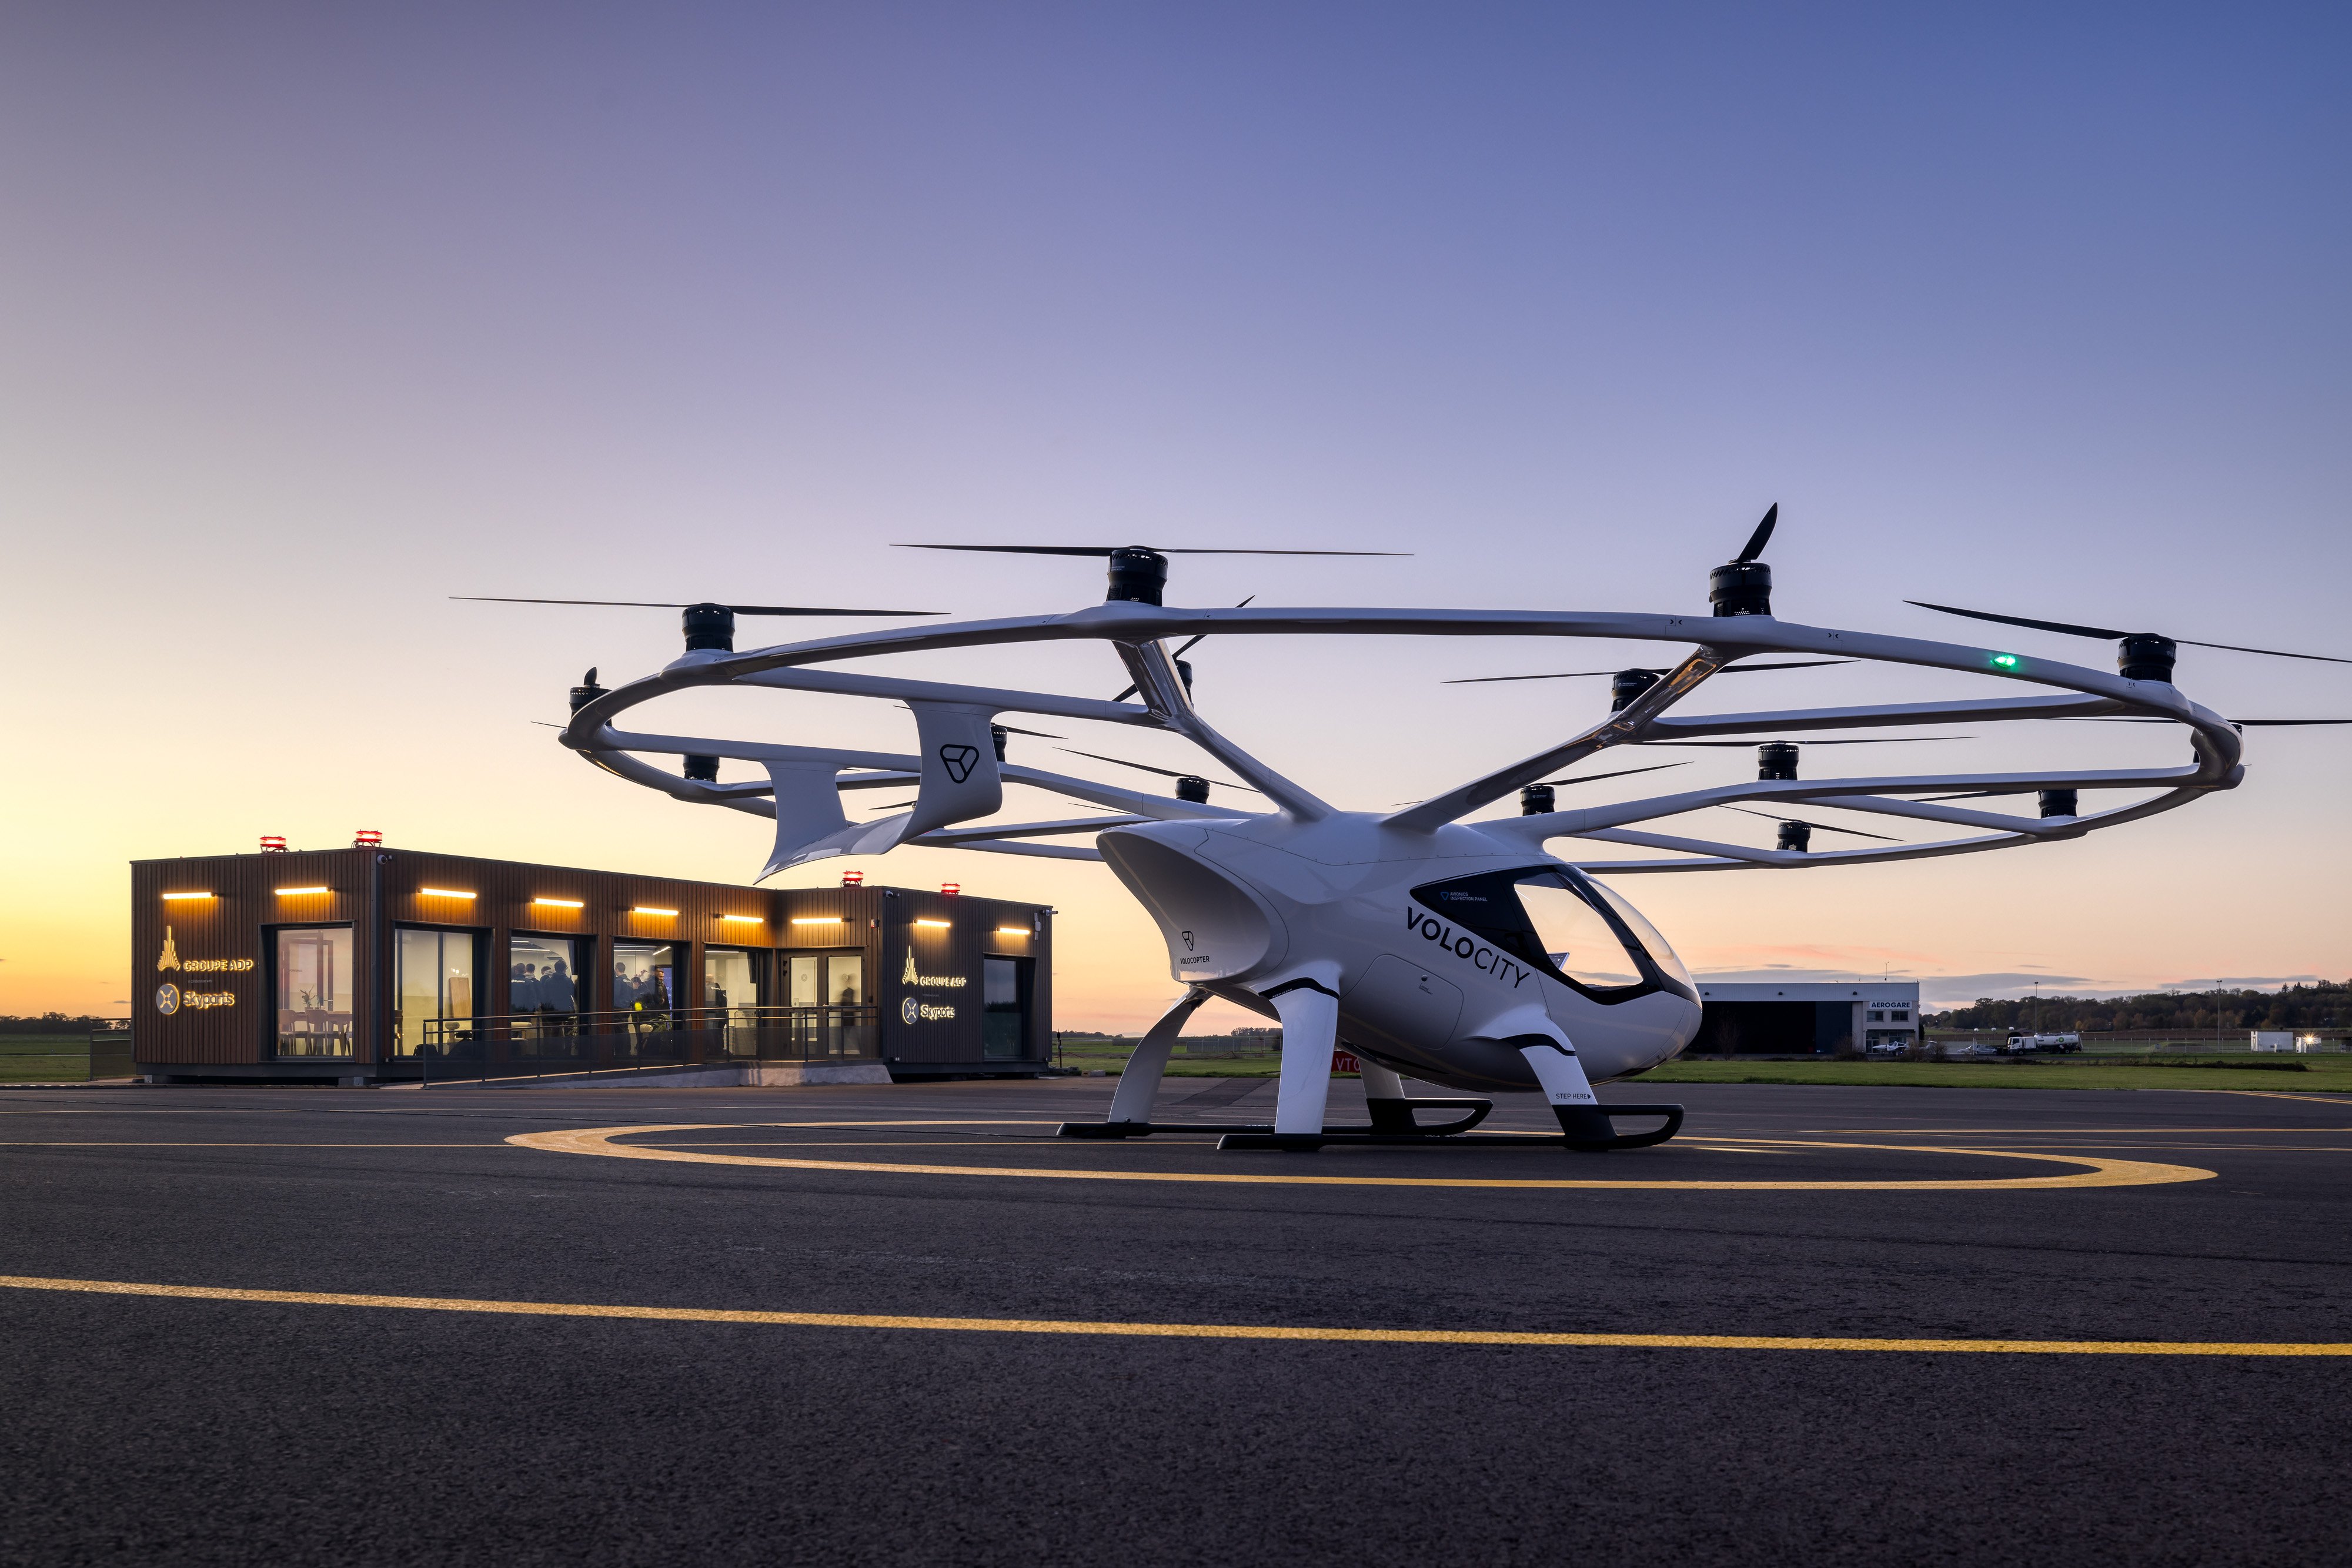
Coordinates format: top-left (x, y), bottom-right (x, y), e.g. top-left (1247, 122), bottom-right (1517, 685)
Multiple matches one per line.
top-left (5, 1077), bottom-right (2351, 1567)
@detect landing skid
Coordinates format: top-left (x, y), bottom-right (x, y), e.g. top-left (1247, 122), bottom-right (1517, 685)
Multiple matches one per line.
top-left (1057, 1099), bottom-right (1685, 1153)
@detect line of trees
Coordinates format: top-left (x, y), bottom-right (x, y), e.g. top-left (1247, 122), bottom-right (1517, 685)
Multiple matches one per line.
top-left (0, 1014), bottom-right (113, 1035)
top-left (1927, 981), bottom-right (2350, 1033)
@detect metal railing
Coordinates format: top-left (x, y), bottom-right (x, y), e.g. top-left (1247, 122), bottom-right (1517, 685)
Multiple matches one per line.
top-left (409, 1004), bottom-right (879, 1082)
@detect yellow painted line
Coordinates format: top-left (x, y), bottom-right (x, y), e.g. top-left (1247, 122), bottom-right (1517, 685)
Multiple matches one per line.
top-left (1802, 1127), bottom-right (2352, 1134)
top-left (663, 1141), bottom-right (1085, 1149)
top-left (506, 1125), bottom-right (2214, 1191)
top-left (2221, 1092), bottom-right (2352, 1106)
top-left (0, 1273), bottom-right (2334, 1355)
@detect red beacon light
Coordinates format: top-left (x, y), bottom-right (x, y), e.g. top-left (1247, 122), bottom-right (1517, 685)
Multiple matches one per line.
top-left (941, 882), bottom-right (961, 897)
top-left (353, 830), bottom-right (383, 848)
top-left (840, 870), bottom-right (864, 888)
top-left (259, 835), bottom-right (288, 854)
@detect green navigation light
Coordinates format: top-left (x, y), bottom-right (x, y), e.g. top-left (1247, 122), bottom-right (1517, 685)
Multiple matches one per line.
top-left (1990, 653), bottom-right (2020, 670)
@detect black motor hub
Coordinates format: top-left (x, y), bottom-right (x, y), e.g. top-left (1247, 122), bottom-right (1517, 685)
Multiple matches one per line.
top-left (2117, 634), bottom-right (2176, 683)
top-left (682, 602), bottom-right (736, 651)
top-left (1709, 559), bottom-right (1772, 617)
top-left (1609, 668), bottom-right (1661, 711)
top-left (1107, 547), bottom-right (1170, 606)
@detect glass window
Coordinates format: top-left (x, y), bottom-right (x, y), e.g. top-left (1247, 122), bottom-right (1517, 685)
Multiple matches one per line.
top-left (510, 935), bottom-right (584, 1016)
top-left (983, 957), bottom-right (1026, 1060)
top-left (395, 928), bottom-right (476, 1056)
top-left (1512, 874), bottom-right (1644, 989)
top-left (614, 942), bottom-right (675, 1013)
top-left (275, 927), bottom-right (354, 1057)
top-left (1583, 877), bottom-right (1696, 991)
top-left (826, 956), bottom-right (863, 1007)
top-left (787, 954), bottom-right (822, 1008)
top-left (705, 948), bottom-right (758, 1013)
top-left (1412, 868), bottom-right (1662, 997)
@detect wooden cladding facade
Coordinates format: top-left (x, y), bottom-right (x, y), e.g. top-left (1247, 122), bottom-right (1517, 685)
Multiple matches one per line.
top-left (130, 848), bottom-right (1052, 1077)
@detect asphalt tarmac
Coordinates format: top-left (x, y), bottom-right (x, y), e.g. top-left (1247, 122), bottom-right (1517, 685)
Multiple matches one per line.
top-left (6, 1076), bottom-right (2351, 1567)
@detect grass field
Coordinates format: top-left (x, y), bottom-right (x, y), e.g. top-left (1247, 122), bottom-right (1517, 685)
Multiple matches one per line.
top-left (1635, 1057), bottom-right (2352, 1093)
top-left (0, 1035), bottom-right (121, 1085)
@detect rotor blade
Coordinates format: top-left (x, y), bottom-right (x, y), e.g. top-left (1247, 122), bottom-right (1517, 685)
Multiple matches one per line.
top-left (1111, 594), bottom-right (1257, 700)
top-left (865, 800), bottom-right (918, 811)
top-left (1734, 503), bottom-right (1778, 563)
top-left (1441, 658), bottom-right (1852, 686)
top-left (1903, 600), bottom-right (2134, 641)
top-left (452, 596), bottom-right (941, 616)
top-left (1648, 735), bottom-right (1975, 747)
top-left (1440, 668), bottom-right (1630, 686)
top-left (1533, 761), bottom-right (1693, 787)
top-left (1912, 600), bottom-right (2352, 664)
top-left (2057, 717), bottom-right (2352, 727)
top-left (1167, 594), bottom-right (1255, 661)
top-left (1054, 747), bottom-right (1259, 793)
top-left (993, 724), bottom-right (1065, 738)
top-left (1718, 805), bottom-right (1902, 842)
top-left (1393, 760), bottom-right (1695, 805)
top-left (2171, 639), bottom-right (2352, 665)
top-left (893, 545), bottom-right (1408, 557)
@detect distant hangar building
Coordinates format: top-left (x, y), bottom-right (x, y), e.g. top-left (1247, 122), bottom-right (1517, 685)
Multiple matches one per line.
top-left (1689, 981), bottom-right (1920, 1056)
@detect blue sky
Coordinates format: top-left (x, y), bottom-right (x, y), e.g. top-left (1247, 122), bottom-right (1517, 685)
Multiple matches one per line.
top-left (4, 4), bottom-right (2346, 1021)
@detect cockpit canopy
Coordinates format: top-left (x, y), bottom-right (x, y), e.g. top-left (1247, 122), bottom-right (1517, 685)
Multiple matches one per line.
top-left (1411, 865), bottom-right (1696, 1004)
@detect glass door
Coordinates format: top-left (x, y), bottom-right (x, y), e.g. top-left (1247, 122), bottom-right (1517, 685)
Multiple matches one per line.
top-left (395, 928), bottom-right (477, 1057)
top-left (983, 957), bottom-right (1028, 1060)
top-left (705, 948), bottom-right (759, 1055)
top-left (274, 927), bottom-right (354, 1058)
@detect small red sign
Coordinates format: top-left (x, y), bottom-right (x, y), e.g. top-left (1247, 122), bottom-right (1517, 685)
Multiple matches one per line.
top-left (1331, 1050), bottom-right (1361, 1075)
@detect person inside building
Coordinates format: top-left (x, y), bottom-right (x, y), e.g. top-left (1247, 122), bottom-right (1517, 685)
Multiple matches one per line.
top-left (543, 959), bottom-right (576, 1014)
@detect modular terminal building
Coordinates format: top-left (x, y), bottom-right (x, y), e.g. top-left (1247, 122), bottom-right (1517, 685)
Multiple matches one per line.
top-left (131, 844), bottom-right (1053, 1085)
top-left (1688, 981), bottom-right (1920, 1055)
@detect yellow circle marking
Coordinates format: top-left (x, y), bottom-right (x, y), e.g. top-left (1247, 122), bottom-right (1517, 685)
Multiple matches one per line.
top-left (506, 1124), bottom-right (2213, 1191)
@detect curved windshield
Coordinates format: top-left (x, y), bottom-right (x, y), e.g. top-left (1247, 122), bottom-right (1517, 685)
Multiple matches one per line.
top-left (1410, 867), bottom-right (1653, 997)
top-left (1513, 873), bottom-right (1644, 989)
top-left (1581, 876), bottom-right (1695, 992)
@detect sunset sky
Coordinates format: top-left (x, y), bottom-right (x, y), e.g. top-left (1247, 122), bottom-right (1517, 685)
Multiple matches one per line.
top-left (4, 4), bottom-right (2346, 1028)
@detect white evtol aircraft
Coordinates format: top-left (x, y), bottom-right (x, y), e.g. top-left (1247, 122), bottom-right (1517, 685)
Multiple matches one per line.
top-left (470, 510), bottom-right (2346, 1151)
